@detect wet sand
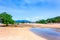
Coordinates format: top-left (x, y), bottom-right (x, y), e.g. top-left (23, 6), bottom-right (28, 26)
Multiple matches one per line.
top-left (30, 28), bottom-right (60, 40)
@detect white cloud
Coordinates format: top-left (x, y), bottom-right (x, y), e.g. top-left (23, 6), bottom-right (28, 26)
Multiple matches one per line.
top-left (25, 16), bottom-right (41, 21)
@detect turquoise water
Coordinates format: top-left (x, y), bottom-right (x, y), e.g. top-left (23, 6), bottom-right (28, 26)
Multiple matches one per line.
top-left (30, 28), bottom-right (60, 40)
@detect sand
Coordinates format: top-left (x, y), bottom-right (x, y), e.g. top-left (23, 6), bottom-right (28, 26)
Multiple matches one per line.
top-left (0, 23), bottom-right (60, 40)
top-left (27, 23), bottom-right (60, 28)
top-left (0, 27), bottom-right (46, 40)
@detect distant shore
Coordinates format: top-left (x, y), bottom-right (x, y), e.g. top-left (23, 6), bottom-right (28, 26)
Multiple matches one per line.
top-left (0, 23), bottom-right (60, 28)
top-left (27, 23), bottom-right (60, 28)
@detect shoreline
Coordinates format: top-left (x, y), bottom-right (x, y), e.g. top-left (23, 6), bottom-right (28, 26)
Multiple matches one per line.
top-left (0, 27), bottom-right (46, 40)
top-left (0, 23), bottom-right (60, 28)
top-left (0, 23), bottom-right (60, 40)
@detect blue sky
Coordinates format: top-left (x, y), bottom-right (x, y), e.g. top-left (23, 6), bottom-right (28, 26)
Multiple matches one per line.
top-left (0, 0), bottom-right (60, 21)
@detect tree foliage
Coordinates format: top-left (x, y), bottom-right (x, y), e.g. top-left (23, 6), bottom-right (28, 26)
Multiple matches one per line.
top-left (36, 19), bottom-right (47, 24)
top-left (36, 16), bottom-right (60, 24)
top-left (0, 12), bottom-right (14, 26)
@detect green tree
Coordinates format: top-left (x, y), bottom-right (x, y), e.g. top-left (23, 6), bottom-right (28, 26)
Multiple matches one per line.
top-left (36, 19), bottom-right (47, 24)
top-left (36, 16), bottom-right (60, 24)
top-left (54, 16), bottom-right (60, 23)
top-left (0, 12), bottom-right (14, 26)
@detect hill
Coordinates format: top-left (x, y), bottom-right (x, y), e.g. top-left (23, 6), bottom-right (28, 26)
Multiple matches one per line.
top-left (15, 20), bottom-right (31, 23)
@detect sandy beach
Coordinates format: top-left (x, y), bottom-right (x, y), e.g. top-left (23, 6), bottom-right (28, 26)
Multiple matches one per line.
top-left (26, 23), bottom-right (60, 28)
top-left (0, 27), bottom-right (46, 40)
top-left (0, 24), bottom-right (60, 40)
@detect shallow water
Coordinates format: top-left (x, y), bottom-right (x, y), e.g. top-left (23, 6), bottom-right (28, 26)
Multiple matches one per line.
top-left (30, 28), bottom-right (60, 40)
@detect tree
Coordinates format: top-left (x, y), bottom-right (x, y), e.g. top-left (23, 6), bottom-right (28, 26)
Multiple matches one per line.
top-left (0, 12), bottom-right (14, 26)
top-left (36, 16), bottom-right (60, 24)
top-left (46, 16), bottom-right (60, 23)
top-left (36, 19), bottom-right (47, 24)
top-left (54, 16), bottom-right (60, 23)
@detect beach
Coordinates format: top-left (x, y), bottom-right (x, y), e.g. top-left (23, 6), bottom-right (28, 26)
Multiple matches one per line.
top-left (0, 24), bottom-right (60, 40)
top-left (0, 27), bottom-right (46, 40)
top-left (27, 23), bottom-right (60, 28)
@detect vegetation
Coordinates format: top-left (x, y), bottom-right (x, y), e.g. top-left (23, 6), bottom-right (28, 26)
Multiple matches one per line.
top-left (36, 16), bottom-right (60, 24)
top-left (36, 19), bottom-right (47, 24)
top-left (0, 12), bottom-right (14, 26)
top-left (0, 12), bottom-right (60, 25)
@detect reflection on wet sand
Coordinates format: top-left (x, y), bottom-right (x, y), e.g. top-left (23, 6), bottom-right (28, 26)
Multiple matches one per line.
top-left (52, 28), bottom-right (60, 32)
top-left (30, 28), bottom-right (60, 40)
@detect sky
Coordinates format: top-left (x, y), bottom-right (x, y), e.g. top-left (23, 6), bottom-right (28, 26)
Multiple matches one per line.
top-left (0, 0), bottom-right (60, 21)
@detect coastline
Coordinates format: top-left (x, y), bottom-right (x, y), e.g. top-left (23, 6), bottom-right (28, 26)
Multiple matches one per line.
top-left (0, 27), bottom-right (46, 40)
top-left (0, 24), bottom-right (60, 40)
